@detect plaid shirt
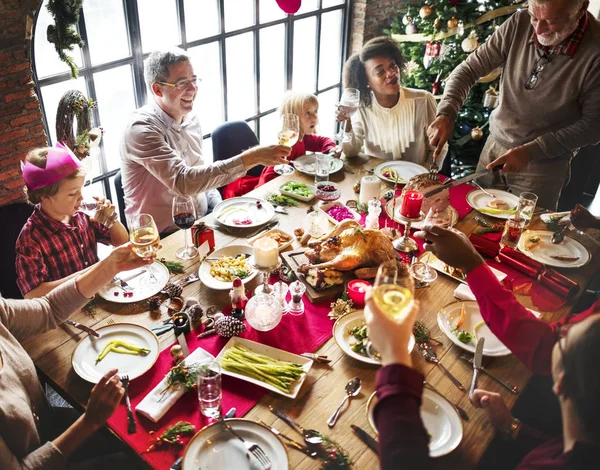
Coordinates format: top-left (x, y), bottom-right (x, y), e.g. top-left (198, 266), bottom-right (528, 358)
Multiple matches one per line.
top-left (531, 12), bottom-right (589, 57)
top-left (15, 206), bottom-right (111, 295)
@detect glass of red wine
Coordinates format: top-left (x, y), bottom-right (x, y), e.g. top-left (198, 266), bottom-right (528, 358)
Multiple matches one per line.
top-left (172, 195), bottom-right (199, 260)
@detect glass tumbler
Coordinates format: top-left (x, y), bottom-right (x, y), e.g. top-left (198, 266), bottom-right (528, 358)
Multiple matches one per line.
top-left (516, 192), bottom-right (538, 228)
top-left (197, 360), bottom-right (222, 418)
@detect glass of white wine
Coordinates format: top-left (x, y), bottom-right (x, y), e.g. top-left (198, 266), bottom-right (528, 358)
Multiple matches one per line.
top-left (129, 213), bottom-right (160, 284)
top-left (274, 113), bottom-right (299, 175)
top-left (372, 261), bottom-right (415, 323)
top-left (335, 88), bottom-right (360, 143)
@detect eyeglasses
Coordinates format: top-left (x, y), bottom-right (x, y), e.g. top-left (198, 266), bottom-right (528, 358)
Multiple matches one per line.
top-left (525, 55), bottom-right (550, 90)
top-left (156, 77), bottom-right (200, 90)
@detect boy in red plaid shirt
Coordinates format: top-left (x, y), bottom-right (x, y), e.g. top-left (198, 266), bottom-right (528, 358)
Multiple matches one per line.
top-left (16, 144), bottom-right (129, 298)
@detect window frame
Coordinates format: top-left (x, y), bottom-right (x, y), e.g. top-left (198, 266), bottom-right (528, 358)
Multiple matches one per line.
top-left (32, 0), bottom-right (351, 203)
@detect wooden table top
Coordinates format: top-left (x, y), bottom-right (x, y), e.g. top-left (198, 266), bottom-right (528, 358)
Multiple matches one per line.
top-left (23, 156), bottom-right (599, 470)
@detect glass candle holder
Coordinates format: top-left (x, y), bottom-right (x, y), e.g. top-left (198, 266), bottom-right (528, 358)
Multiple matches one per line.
top-left (400, 190), bottom-right (424, 218)
top-left (501, 216), bottom-right (526, 248)
top-left (245, 293), bottom-right (282, 331)
top-left (347, 279), bottom-right (370, 308)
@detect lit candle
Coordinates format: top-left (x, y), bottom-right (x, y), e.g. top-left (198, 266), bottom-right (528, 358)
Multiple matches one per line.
top-left (253, 236), bottom-right (279, 268)
top-left (359, 175), bottom-right (381, 204)
top-left (400, 190), bottom-right (424, 218)
top-left (347, 279), bottom-right (371, 308)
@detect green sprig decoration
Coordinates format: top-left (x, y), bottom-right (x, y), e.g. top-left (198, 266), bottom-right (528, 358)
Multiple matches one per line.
top-left (46, 0), bottom-right (85, 78)
top-left (413, 320), bottom-right (442, 345)
top-left (356, 202), bottom-right (368, 214)
top-left (144, 421), bottom-right (196, 453)
top-left (82, 299), bottom-right (97, 317)
top-left (157, 258), bottom-right (185, 274)
top-left (160, 363), bottom-right (208, 399)
top-left (317, 432), bottom-right (352, 469)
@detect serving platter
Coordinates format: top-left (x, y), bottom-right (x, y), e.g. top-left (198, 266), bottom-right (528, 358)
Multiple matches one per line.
top-left (278, 180), bottom-right (316, 202)
top-left (318, 201), bottom-right (361, 226)
top-left (248, 228), bottom-right (294, 252)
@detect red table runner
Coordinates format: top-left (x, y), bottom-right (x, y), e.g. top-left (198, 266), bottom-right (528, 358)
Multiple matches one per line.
top-left (107, 293), bottom-right (332, 469)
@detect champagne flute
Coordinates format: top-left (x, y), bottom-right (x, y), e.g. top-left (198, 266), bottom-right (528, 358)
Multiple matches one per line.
top-left (172, 195), bottom-right (198, 260)
top-left (274, 113), bottom-right (299, 175)
top-left (335, 88), bottom-right (360, 143)
top-left (372, 261), bottom-right (415, 323)
top-left (129, 213), bottom-right (160, 284)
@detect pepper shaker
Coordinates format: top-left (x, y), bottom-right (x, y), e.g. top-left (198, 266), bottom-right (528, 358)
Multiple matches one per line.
top-left (288, 280), bottom-right (306, 316)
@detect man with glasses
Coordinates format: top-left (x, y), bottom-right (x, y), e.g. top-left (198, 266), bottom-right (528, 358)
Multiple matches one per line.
top-left (428, 0), bottom-right (600, 210)
top-left (120, 49), bottom-right (290, 235)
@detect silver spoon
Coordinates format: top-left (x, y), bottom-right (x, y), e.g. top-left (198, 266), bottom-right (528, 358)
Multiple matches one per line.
top-left (269, 406), bottom-right (324, 446)
top-left (327, 377), bottom-right (362, 427)
top-left (551, 224), bottom-right (570, 244)
top-left (471, 181), bottom-right (498, 201)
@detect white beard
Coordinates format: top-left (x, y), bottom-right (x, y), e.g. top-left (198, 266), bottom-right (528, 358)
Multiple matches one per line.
top-left (536, 21), bottom-right (579, 46)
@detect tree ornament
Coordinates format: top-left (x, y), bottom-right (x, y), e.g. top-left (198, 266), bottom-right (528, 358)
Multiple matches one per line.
top-left (405, 23), bottom-right (418, 35)
top-left (447, 17), bottom-right (459, 30)
top-left (419, 6), bottom-right (433, 19)
top-left (423, 42), bottom-right (441, 70)
top-left (484, 86), bottom-right (499, 108)
top-left (471, 127), bottom-right (484, 141)
top-left (457, 20), bottom-right (465, 37)
top-left (458, 123), bottom-right (472, 136)
top-left (163, 282), bottom-right (183, 299)
top-left (402, 15), bottom-right (412, 26)
top-left (434, 18), bottom-right (443, 31)
top-left (329, 298), bottom-right (354, 320)
top-left (405, 59), bottom-right (420, 77)
top-left (170, 345), bottom-right (185, 364)
top-left (147, 295), bottom-right (162, 311)
top-left (461, 31), bottom-right (479, 53)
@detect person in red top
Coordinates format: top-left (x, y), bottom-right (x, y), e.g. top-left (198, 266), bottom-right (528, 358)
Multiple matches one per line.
top-left (258, 91), bottom-right (338, 186)
top-left (16, 144), bottom-right (129, 299)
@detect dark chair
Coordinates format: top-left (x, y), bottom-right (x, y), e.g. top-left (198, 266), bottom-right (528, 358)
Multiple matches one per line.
top-left (0, 202), bottom-right (34, 299)
top-left (114, 171), bottom-right (128, 231)
top-left (211, 121), bottom-right (263, 177)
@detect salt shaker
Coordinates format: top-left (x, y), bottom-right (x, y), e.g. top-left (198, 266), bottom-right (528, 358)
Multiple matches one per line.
top-left (288, 280), bottom-right (306, 316)
top-left (366, 198), bottom-right (381, 230)
top-left (272, 281), bottom-right (289, 314)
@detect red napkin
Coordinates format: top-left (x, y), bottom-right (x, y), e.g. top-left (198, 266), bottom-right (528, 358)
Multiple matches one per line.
top-left (498, 246), bottom-right (545, 279)
top-left (540, 269), bottom-right (579, 299)
top-left (470, 233), bottom-right (500, 258)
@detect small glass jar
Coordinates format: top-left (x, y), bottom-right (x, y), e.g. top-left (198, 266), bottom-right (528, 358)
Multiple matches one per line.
top-left (288, 280), bottom-right (306, 316)
top-left (501, 216), bottom-right (526, 248)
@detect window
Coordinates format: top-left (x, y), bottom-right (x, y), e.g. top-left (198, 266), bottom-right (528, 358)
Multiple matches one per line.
top-left (33, 0), bottom-right (349, 213)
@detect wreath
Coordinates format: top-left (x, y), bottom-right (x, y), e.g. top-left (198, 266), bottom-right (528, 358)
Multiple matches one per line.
top-left (55, 90), bottom-right (102, 160)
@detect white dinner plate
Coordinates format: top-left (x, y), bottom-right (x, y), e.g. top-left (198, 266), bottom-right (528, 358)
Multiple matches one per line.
top-left (199, 245), bottom-right (258, 290)
top-left (213, 197), bottom-right (275, 228)
top-left (374, 161), bottom-right (428, 184)
top-left (466, 189), bottom-right (520, 219)
top-left (437, 301), bottom-right (541, 357)
top-left (182, 419), bottom-right (289, 470)
top-left (97, 262), bottom-right (169, 303)
top-left (426, 253), bottom-right (506, 285)
top-left (216, 337), bottom-right (312, 399)
top-left (517, 230), bottom-right (591, 268)
top-left (72, 323), bottom-right (159, 383)
top-left (318, 202), bottom-right (361, 226)
top-left (293, 153), bottom-right (343, 175)
top-left (333, 310), bottom-right (415, 366)
top-left (248, 229), bottom-right (294, 252)
top-left (367, 389), bottom-right (463, 458)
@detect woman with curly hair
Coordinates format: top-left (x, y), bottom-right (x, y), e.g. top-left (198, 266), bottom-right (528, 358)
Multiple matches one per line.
top-left (337, 36), bottom-right (447, 167)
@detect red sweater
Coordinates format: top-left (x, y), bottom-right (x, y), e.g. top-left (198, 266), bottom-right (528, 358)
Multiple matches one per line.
top-left (257, 134), bottom-right (336, 186)
top-left (375, 264), bottom-right (600, 469)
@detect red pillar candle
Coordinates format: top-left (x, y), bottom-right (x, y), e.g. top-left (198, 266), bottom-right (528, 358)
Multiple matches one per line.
top-left (400, 190), bottom-right (424, 218)
top-left (347, 279), bottom-right (371, 308)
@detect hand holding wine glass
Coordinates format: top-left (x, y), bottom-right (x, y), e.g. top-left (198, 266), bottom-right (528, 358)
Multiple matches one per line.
top-left (129, 213), bottom-right (160, 283)
top-left (172, 195), bottom-right (198, 260)
top-left (371, 261), bottom-right (415, 323)
top-left (274, 113), bottom-right (299, 175)
top-left (335, 88), bottom-right (360, 143)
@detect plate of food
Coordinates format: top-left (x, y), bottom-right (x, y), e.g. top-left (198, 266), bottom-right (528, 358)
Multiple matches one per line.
top-left (199, 245), bottom-right (258, 290)
top-left (437, 301), bottom-right (540, 357)
top-left (293, 153), bottom-right (343, 175)
top-left (517, 230), bottom-right (590, 268)
top-left (385, 198), bottom-right (459, 229)
top-left (97, 261), bottom-right (169, 303)
top-left (466, 189), bottom-right (520, 219)
top-left (374, 161), bottom-right (428, 185)
top-left (213, 197), bottom-right (275, 228)
top-left (216, 337), bottom-right (312, 399)
top-left (318, 202), bottom-right (361, 225)
top-left (426, 253), bottom-right (506, 285)
top-left (333, 310), bottom-right (415, 365)
top-left (248, 229), bottom-right (294, 252)
top-left (182, 418), bottom-right (289, 470)
top-left (72, 323), bottom-right (159, 383)
top-left (279, 181), bottom-right (315, 202)
top-left (367, 389), bottom-right (463, 458)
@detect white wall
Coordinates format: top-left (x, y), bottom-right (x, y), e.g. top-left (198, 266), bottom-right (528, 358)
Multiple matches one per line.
top-left (590, 0), bottom-right (600, 18)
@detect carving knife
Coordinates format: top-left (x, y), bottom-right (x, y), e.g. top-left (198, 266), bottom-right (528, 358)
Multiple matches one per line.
top-left (351, 424), bottom-right (379, 454)
top-left (470, 337), bottom-right (485, 401)
top-left (422, 166), bottom-right (502, 198)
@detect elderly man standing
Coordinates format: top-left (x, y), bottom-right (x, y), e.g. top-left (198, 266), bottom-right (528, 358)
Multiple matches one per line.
top-left (428, 0), bottom-right (600, 210)
top-left (120, 49), bottom-right (290, 234)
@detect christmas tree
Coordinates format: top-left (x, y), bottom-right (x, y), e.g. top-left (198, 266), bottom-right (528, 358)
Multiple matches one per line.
top-left (384, 0), bottom-right (526, 177)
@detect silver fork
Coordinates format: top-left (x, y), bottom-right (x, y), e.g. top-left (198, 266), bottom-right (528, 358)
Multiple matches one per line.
top-left (178, 271), bottom-right (200, 287)
top-left (217, 416), bottom-right (271, 468)
top-left (120, 374), bottom-right (136, 434)
top-left (429, 159), bottom-right (440, 181)
top-left (419, 342), bottom-right (466, 392)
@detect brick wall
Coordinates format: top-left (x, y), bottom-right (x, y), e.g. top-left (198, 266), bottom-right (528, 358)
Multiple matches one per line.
top-left (0, 0), bottom-right (46, 207)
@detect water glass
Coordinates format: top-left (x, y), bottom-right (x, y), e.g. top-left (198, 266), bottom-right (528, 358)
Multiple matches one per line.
top-left (314, 154), bottom-right (330, 185)
top-left (306, 210), bottom-right (328, 237)
top-left (197, 360), bottom-right (222, 418)
top-left (516, 192), bottom-right (538, 228)
top-left (501, 216), bottom-right (526, 248)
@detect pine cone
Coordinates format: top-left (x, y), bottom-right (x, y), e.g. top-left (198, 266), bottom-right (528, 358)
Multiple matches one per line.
top-left (214, 316), bottom-right (246, 338)
top-left (147, 295), bottom-right (162, 311)
top-left (163, 282), bottom-right (183, 299)
top-left (187, 304), bottom-right (204, 324)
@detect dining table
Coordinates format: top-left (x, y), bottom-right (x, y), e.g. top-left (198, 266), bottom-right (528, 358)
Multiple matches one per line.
top-left (21, 154), bottom-right (599, 470)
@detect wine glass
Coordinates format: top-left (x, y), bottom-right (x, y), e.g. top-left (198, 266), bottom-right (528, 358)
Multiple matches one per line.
top-left (172, 195), bottom-right (199, 260)
top-left (335, 88), bottom-right (360, 143)
top-left (274, 113), bottom-right (299, 175)
top-left (129, 213), bottom-right (160, 284)
top-left (372, 261), bottom-right (415, 323)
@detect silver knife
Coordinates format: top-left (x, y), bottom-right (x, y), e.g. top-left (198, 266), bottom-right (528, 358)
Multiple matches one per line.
top-left (422, 166), bottom-right (502, 198)
top-left (351, 424), bottom-right (379, 454)
top-left (64, 319), bottom-right (100, 338)
top-left (470, 337), bottom-right (485, 401)
top-left (257, 420), bottom-right (318, 458)
top-left (246, 219), bottom-right (279, 239)
top-left (459, 354), bottom-right (519, 394)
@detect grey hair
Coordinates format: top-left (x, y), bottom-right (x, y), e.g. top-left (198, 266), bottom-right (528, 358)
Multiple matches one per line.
top-left (144, 48), bottom-right (191, 90)
top-left (529, 0), bottom-right (587, 19)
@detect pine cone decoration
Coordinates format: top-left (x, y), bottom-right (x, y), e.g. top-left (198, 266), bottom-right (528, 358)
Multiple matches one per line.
top-left (163, 282), bottom-right (183, 299)
top-left (147, 295), bottom-right (162, 311)
top-left (214, 316), bottom-right (246, 338)
top-left (187, 304), bottom-right (204, 324)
